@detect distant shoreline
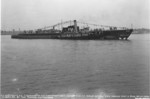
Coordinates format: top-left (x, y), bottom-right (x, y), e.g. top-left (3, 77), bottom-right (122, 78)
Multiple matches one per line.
top-left (1, 28), bottom-right (150, 35)
top-left (132, 28), bottom-right (150, 34)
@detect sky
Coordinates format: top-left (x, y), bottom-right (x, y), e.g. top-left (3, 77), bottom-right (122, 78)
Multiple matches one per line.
top-left (1, 0), bottom-right (150, 30)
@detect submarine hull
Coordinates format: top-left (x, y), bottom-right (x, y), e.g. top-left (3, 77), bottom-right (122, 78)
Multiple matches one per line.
top-left (11, 29), bottom-right (133, 40)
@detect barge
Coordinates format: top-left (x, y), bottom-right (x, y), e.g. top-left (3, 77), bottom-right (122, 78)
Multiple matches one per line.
top-left (11, 20), bottom-right (133, 40)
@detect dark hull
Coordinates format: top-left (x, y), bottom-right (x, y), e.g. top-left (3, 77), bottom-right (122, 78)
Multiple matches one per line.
top-left (11, 29), bottom-right (133, 40)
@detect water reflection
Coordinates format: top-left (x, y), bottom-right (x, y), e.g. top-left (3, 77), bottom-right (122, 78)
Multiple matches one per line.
top-left (1, 34), bottom-right (150, 97)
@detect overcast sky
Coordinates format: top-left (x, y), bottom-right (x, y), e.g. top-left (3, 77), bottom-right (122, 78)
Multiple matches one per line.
top-left (1, 0), bottom-right (150, 30)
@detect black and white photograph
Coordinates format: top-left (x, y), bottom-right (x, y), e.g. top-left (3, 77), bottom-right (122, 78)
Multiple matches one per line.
top-left (1, 0), bottom-right (150, 99)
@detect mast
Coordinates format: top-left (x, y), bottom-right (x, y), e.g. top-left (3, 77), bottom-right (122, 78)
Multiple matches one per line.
top-left (74, 20), bottom-right (78, 33)
top-left (61, 19), bottom-right (63, 30)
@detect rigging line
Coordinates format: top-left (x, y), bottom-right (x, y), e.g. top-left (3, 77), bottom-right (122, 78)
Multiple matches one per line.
top-left (38, 20), bottom-right (74, 30)
top-left (77, 21), bottom-right (127, 29)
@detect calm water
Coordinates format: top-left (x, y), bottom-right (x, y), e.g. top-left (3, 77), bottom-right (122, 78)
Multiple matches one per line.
top-left (1, 34), bottom-right (150, 98)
